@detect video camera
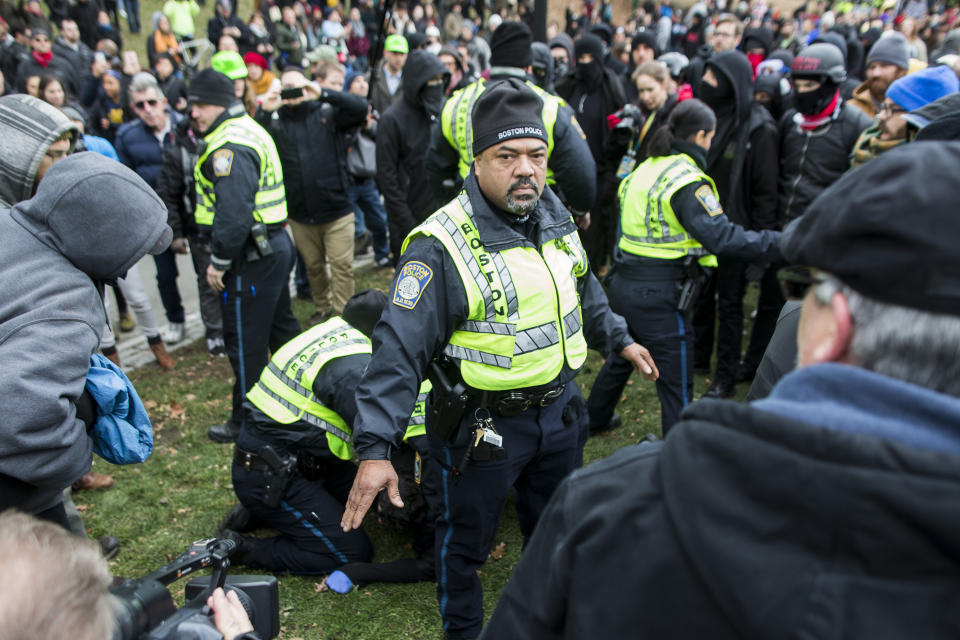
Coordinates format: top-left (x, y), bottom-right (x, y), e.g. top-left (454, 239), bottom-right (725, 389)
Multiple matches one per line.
top-left (111, 538), bottom-right (279, 640)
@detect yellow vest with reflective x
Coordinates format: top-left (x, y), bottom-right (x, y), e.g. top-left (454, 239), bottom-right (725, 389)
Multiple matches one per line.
top-left (246, 318), bottom-right (432, 459)
top-left (194, 114), bottom-right (287, 228)
top-left (440, 78), bottom-right (560, 184)
top-left (402, 193), bottom-right (589, 391)
top-left (618, 153), bottom-right (719, 268)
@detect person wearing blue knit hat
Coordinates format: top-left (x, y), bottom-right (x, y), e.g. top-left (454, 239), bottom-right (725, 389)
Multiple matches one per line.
top-left (851, 65), bottom-right (959, 167)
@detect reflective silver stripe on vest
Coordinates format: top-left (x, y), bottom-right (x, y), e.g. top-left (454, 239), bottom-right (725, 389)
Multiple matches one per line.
top-left (490, 251), bottom-right (520, 321)
top-left (254, 196), bottom-right (286, 211)
top-left (267, 362), bottom-right (314, 398)
top-left (655, 167), bottom-right (700, 242)
top-left (295, 338), bottom-right (370, 384)
top-left (461, 320), bottom-right (516, 335)
top-left (562, 308), bottom-right (581, 338)
top-left (408, 415), bottom-right (426, 426)
top-left (513, 320), bottom-right (560, 355)
top-left (436, 202), bottom-right (496, 320)
top-left (252, 381), bottom-right (352, 442)
top-left (643, 158), bottom-right (688, 241)
top-left (443, 343), bottom-right (512, 369)
top-left (278, 324), bottom-right (357, 377)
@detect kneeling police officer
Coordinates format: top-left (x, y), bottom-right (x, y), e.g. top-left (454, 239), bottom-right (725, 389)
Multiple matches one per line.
top-left (222, 290), bottom-right (429, 575)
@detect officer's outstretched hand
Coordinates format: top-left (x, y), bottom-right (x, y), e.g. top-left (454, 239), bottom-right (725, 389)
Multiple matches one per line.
top-left (621, 342), bottom-right (659, 381)
top-left (341, 459), bottom-right (403, 532)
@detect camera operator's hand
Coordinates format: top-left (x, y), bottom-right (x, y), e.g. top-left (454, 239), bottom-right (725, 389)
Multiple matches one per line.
top-left (207, 587), bottom-right (255, 640)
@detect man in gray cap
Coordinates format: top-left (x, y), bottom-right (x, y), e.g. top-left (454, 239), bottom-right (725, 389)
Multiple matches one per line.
top-left (848, 32), bottom-right (910, 118)
top-left (342, 78), bottom-right (657, 639)
top-left (187, 68), bottom-right (300, 444)
top-left (482, 141), bottom-right (960, 639)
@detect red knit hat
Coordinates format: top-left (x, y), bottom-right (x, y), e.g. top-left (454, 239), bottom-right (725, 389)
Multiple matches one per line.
top-left (243, 52), bottom-right (269, 70)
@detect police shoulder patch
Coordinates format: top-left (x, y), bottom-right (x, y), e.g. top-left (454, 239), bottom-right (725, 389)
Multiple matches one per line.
top-left (392, 261), bottom-right (433, 310)
top-left (695, 184), bottom-right (723, 217)
top-left (212, 149), bottom-right (234, 177)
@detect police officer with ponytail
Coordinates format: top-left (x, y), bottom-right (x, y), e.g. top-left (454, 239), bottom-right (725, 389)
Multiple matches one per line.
top-left (587, 99), bottom-right (783, 436)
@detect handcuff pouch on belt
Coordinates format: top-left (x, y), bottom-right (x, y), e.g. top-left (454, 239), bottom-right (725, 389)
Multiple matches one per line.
top-left (677, 256), bottom-right (710, 314)
top-left (257, 445), bottom-right (297, 508)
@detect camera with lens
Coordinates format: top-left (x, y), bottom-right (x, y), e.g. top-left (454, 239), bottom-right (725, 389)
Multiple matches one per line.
top-left (611, 103), bottom-right (644, 143)
top-left (111, 538), bottom-right (279, 639)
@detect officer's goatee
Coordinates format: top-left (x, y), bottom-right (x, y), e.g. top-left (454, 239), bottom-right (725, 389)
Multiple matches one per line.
top-left (505, 178), bottom-right (540, 215)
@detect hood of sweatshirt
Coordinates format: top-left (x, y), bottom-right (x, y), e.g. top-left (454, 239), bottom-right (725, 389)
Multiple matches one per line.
top-left (10, 152), bottom-right (169, 280)
top-left (402, 49), bottom-right (450, 111)
top-left (0, 94), bottom-right (79, 207)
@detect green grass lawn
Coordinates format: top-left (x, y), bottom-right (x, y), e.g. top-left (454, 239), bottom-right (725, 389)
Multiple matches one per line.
top-left (78, 261), bottom-right (757, 638)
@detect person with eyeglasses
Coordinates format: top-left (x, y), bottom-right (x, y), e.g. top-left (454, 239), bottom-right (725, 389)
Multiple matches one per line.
top-left (850, 65), bottom-right (959, 168)
top-left (482, 141), bottom-right (960, 640)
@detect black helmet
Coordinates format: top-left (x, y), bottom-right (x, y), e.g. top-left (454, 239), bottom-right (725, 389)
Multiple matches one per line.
top-left (791, 43), bottom-right (847, 84)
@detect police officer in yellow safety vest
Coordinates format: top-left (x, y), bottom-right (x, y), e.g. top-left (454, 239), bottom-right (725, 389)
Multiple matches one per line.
top-left (587, 99), bottom-right (783, 437)
top-left (424, 21), bottom-right (597, 217)
top-left (219, 290), bottom-right (433, 577)
top-left (341, 78), bottom-right (659, 640)
top-left (187, 68), bottom-right (301, 444)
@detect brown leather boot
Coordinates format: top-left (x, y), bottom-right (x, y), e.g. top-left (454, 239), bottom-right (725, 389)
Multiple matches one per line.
top-left (149, 340), bottom-right (175, 370)
top-left (104, 350), bottom-right (121, 367)
top-left (72, 472), bottom-right (115, 491)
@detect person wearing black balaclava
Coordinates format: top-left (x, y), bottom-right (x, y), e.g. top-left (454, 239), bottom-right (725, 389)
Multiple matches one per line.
top-left (556, 33), bottom-right (627, 272)
top-left (375, 50), bottom-right (449, 264)
top-left (530, 41), bottom-right (555, 94)
top-left (691, 50), bottom-right (782, 399)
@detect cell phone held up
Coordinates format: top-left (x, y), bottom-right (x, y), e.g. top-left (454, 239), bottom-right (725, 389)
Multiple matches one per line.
top-left (280, 87), bottom-right (304, 101)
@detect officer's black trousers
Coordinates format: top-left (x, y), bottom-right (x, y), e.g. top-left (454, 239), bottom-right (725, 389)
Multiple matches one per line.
top-left (221, 232), bottom-right (301, 427)
top-left (425, 385), bottom-right (580, 639)
top-left (587, 271), bottom-right (692, 435)
top-left (232, 460), bottom-right (373, 574)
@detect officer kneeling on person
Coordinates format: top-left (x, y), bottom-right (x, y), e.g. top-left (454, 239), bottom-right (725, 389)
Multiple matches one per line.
top-left (340, 78), bottom-right (659, 640)
top-left (220, 290), bottom-right (431, 575)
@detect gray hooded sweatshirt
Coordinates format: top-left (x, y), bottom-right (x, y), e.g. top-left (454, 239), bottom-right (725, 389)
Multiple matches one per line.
top-left (0, 152), bottom-right (169, 514)
top-left (0, 94), bottom-right (79, 208)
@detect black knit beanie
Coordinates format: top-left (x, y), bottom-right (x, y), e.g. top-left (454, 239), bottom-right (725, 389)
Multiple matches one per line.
top-left (342, 289), bottom-right (387, 338)
top-left (187, 68), bottom-right (237, 107)
top-left (471, 78), bottom-right (546, 156)
top-left (490, 21), bottom-right (533, 68)
top-left (574, 34), bottom-right (604, 62)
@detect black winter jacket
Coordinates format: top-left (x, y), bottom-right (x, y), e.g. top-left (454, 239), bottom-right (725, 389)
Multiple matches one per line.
top-left (483, 388), bottom-right (960, 639)
top-left (376, 51), bottom-right (450, 240)
top-left (778, 101), bottom-right (871, 222)
top-left (157, 118), bottom-right (200, 239)
top-left (257, 88), bottom-right (368, 225)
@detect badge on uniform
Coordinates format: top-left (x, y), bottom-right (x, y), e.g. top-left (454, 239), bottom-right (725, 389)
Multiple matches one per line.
top-left (695, 184), bottom-right (723, 217)
top-left (212, 149), bottom-right (234, 177)
top-left (392, 261), bottom-right (433, 310)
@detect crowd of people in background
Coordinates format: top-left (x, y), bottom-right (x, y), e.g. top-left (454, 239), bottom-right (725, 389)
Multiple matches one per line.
top-left (3, 0), bottom-right (960, 634)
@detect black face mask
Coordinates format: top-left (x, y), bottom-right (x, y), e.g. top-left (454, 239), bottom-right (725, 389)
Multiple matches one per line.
top-left (698, 72), bottom-right (734, 116)
top-left (554, 61), bottom-right (569, 78)
top-left (420, 83), bottom-right (444, 119)
top-left (575, 60), bottom-right (602, 87)
top-left (793, 81), bottom-right (837, 116)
